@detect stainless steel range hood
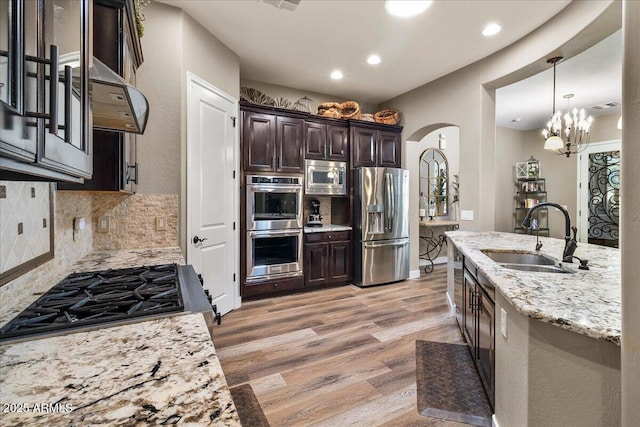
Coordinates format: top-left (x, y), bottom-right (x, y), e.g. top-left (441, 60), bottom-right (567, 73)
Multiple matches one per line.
top-left (89, 58), bottom-right (149, 134)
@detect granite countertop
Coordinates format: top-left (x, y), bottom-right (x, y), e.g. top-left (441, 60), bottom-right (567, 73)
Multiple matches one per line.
top-left (0, 313), bottom-right (240, 426)
top-left (419, 219), bottom-right (459, 227)
top-left (446, 231), bottom-right (621, 345)
top-left (72, 246), bottom-right (186, 271)
top-left (304, 224), bottom-right (352, 233)
top-left (0, 247), bottom-right (241, 426)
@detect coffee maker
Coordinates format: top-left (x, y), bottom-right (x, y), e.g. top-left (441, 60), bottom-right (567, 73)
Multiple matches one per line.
top-left (307, 199), bottom-right (323, 227)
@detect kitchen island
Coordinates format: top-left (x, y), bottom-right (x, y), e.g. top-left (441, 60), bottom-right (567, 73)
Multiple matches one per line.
top-left (0, 248), bottom-right (240, 426)
top-left (446, 231), bottom-right (621, 427)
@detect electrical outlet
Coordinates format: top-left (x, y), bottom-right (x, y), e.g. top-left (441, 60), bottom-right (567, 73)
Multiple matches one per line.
top-left (460, 210), bottom-right (474, 221)
top-left (98, 216), bottom-right (109, 233)
top-left (156, 217), bottom-right (166, 231)
top-left (501, 308), bottom-right (507, 338)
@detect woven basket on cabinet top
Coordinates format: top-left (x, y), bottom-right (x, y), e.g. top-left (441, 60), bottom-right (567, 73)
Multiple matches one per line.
top-left (374, 109), bottom-right (400, 125)
top-left (339, 101), bottom-right (361, 120)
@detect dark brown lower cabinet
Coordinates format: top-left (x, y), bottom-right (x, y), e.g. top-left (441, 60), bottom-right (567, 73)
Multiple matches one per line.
top-left (305, 243), bottom-right (329, 286)
top-left (242, 275), bottom-right (304, 298)
top-left (462, 257), bottom-right (495, 409)
top-left (304, 231), bottom-right (352, 287)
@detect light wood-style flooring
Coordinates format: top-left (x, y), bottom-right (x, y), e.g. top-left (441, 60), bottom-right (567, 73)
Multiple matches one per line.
top-left (213, 265), bottom-right (467, 426)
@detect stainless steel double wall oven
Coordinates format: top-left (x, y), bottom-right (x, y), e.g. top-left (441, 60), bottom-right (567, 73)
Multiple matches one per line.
top-left (246, 175), bottom-right (303, 282)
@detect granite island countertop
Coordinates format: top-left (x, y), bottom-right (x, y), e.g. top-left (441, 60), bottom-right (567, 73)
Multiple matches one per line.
top-left (0, 247), bottom-right (241, 426)
top-left (0, 312), bottom-right (240, 426)
top-left (446, 231), bottom-right (621, 344)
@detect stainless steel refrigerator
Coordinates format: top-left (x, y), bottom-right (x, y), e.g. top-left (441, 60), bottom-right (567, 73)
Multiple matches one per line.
top-left (353, 167), bottom-right (409, 287)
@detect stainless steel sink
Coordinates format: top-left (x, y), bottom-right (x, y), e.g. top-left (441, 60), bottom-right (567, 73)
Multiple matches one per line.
top-left (481, 250), bottom-right (574, 274)
top-left (482, 250), bottom-right (556, 266)
top-left (498, 263), bottom-right (572, 274)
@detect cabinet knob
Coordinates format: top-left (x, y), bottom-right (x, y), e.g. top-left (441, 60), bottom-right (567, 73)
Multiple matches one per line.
top-left (274, 283), bottom-right (278, 288)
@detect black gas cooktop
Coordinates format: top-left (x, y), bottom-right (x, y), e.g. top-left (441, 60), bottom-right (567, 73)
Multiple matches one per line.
top-left (0, 263), bottom-right (215, 342)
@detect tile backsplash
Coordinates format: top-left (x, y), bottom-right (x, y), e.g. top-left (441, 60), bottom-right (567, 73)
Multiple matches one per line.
top-left (303, 196), bottom-right (332, 225)
top-left (0, 191), bottom-right (93, 325)
top-left (0, 181), bottom-right (52, 274)
top-left (0, 189), bottom-right (179, 323)
top-left (92, 193), bottom-right (178, 250)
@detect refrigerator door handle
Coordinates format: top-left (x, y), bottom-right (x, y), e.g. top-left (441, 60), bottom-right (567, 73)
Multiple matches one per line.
top-left (384, 172), bottom-right (393, 232)
top-left (364, 240), bottom-right (408, 249)
top-left (389, 174), bottom-right (397, 224)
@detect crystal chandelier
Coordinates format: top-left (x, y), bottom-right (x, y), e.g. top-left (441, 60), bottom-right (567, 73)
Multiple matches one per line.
top-left (542, 57), bottom-right (593, 158)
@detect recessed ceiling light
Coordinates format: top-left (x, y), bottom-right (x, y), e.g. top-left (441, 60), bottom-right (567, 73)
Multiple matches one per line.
top-left (330, 70), bottom-right (343, 80)
top-left (385, 1), bottom-right (432, 18)
top-left (367, 55), bottom-right (381, 65)
top-left (482, 23), bottom-right (502, 36)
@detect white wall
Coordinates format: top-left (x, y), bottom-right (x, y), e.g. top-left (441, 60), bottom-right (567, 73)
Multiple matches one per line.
top-left (621, 0), bottom-right (640, 422)
top-left (495, 292), bottom-right (621, 427)
top-left (136, 2), bottom-right (182, 197)
top-left (381, 0), bottom-right (617, 271)
top-left (494, 127), bottom-right (528, 233)
top-left (494, 113), bottom-right (622, 240)
top-left (137, 1), bottom-right (240, 252)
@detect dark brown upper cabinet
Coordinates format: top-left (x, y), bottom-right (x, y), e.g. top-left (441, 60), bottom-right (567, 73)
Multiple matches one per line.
top-left (243, 111), bottom-right (276, 172)
top-left (304, 120), bottom-right (348, 162)
top-left (59, 0), bottom-right (142, 192)
top-left (1, 0), bottom-right (92, 182)
top-left (242, 110), bottom-right (304, 173)
top-left (351, 124), bottom-right (401, 168)
top-left (276, 116), bottom-right (304, 173)
top-left (378, 130), bottom-right (402, 167)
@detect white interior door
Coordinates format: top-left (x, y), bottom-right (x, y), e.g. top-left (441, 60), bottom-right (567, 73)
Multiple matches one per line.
top-left (187, 73), bottom-right (239, 316)
top-left (577, 140), bottom-right (621, 245)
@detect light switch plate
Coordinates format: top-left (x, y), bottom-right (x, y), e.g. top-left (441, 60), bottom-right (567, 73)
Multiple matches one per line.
top-left (98, 216), bottom-right (109, 233)
top-left (460, 210), bottom-right (474, 221)
top-left (501, 308), bottom-right (507, 338)
top-left (156, 217), bottom-right (166, 231)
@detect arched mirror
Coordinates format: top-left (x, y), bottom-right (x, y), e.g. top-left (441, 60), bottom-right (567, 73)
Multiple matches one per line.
top-left (419, 148), bottom-right (448, 218)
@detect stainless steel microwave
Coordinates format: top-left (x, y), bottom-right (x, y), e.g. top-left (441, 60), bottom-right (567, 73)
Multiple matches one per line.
top-left (305, 159), bottom-right (347, 195)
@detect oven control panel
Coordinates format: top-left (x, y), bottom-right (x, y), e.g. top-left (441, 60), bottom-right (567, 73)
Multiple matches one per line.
top-left (249, 175), bottom-right (301, 185)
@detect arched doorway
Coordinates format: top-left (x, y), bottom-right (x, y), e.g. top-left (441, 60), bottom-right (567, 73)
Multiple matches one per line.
top-left (406, 125), bottom-right (460, 276)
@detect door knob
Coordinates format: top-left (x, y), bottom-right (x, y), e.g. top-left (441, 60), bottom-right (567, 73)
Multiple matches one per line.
top-left (193, 236), bottom-right (208, 244)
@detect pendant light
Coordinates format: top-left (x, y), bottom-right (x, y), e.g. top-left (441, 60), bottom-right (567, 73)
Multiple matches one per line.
top-left (541, 57), bottom-right (593, 158)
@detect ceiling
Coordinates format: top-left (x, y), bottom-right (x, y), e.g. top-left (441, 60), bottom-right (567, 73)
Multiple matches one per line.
top-left (158, 0), bottom-right (572, 105)
top-left (496, 30), bottom-right (622, 131)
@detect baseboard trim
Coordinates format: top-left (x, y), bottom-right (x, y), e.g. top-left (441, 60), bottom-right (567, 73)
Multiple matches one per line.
top-left (409, 269), bottom-right (421, 279)
top-left (492, 414), bottom-right (500, 427)
top-left (446, 291), bottom-right (456, 316)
